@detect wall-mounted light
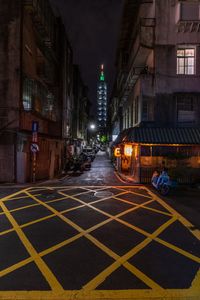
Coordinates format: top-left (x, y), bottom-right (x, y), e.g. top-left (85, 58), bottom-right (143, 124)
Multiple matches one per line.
top-left (124, 144), bottom-right (133, 157)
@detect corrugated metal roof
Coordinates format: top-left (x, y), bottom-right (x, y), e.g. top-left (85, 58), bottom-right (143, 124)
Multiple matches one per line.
top-left (114, 127), bottom-right (200, 145)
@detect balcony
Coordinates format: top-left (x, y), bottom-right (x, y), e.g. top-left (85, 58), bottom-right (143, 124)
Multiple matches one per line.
top-left (175, 2), bottom-right (200, 33)
top-left (120, 18), bottom-right (155, 104)
top-left (140, 71), bottom-right (155, 97)
top-left (37, 61), bottom-right (55, 84)
top-left (24, 0), bottom-right (56, 48)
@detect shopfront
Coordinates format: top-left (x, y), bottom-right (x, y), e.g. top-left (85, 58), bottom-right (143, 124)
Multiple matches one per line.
top-left (113, 127), bottom-right (200, 183)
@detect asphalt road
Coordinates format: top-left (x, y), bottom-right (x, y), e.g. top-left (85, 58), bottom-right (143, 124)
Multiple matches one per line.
top-left (0, 152), bottom-right (199, 300)
top-left (60, 151), bottom-right (124, 186)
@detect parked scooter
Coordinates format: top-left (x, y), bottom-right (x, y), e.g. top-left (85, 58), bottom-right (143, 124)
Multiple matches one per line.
top-left (151, 168), bottom-right (171, 196)
top-left (79, 153), bottom-right (91, 171)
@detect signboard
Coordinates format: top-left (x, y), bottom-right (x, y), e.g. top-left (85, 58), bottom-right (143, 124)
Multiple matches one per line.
top-left (32, 121), bottom-right (39, 133)
top-left (32, 121), bottom-right (39, 143)
top-left (114, 147), bottom-right (121, 157)
top-left (30, 143), bottom-right (39, 153)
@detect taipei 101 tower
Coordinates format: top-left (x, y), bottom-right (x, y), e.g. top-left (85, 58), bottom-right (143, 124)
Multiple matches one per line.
top-left (97, 64), bottom-right (107, 134)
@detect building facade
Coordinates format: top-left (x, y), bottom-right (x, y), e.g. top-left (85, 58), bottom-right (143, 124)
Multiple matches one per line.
top-left (110, 0), bottom-right (200, 182)
top-left (0, 0), bottom-right (77, 183)
top-left (110, 0), bottom-right (200, 135)
top-left (72, 65), bottom-right (90, 154)
top-left (97, 64), bottom-right (107, 134)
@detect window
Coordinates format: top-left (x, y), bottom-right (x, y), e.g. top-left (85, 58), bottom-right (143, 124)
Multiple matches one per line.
top-left (176, 95), bottom-right (195, 123)
top-left (23, 77), bottom-right (34, 111)
top-left (177, 48), bottom-right (195, 75)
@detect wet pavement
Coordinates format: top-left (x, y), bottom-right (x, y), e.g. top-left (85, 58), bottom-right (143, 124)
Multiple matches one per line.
top-left (0, 185), bottom-right (200, 300)
top-left (0, 152), bottom-right (200, 300)
top-left (59, 151), bottom-right (124, 186)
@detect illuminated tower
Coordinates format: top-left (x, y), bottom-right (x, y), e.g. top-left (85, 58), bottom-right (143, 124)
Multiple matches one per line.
top-left (97, 64), bottom-right (107, 133)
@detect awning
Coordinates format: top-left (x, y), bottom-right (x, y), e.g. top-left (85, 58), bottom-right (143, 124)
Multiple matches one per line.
top-left (114, 127), bottom-right (200, 145)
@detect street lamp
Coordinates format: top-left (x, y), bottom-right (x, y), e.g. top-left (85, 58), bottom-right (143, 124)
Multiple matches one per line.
top-left (87, 123), bottom-right (96, 145)
top-left (90, 124), bottom-right (96, 130)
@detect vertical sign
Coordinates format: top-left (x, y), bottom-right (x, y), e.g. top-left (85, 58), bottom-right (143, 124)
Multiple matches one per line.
top-left (31, 121), bottom-right (39, 183)
top-left (32, 121), bottom-right (39, 143)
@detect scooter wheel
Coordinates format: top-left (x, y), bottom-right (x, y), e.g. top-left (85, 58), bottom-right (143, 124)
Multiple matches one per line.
top-left (160, 185), bottom-right (170, 196)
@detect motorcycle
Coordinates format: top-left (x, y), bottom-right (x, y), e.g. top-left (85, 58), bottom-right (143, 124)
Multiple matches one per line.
top-left (151, 170), bottom-right (171, 196)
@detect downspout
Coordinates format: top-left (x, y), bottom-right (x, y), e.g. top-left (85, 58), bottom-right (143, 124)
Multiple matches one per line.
top-left (15, 0), bottom-right (24, 182)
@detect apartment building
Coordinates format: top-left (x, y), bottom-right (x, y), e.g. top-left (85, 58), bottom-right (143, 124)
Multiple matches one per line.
top-left (0, 0), bottom-right (74, 182)
top-left (72, 65), bottom-right (90, 154)
top-left (111, 0), bottom-right (200, 182)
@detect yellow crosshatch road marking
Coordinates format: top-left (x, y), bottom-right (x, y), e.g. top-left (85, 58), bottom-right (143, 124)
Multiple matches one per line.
top-left (0, 186), bottom-right (199, 300)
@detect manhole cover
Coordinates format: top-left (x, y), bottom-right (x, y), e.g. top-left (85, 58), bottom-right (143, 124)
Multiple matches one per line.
top-left (94, 191), bottom-right (113, 198)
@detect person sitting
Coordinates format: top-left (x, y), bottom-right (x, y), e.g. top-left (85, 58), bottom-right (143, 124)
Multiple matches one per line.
top-left (151, 170), bottom-right (159, 187)
top-left (156, 168), bottom-right (169, 187)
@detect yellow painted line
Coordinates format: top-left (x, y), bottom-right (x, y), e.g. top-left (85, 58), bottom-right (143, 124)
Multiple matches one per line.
top-left (146, 188), bottom-right (200, 240)
top-left (29, 187), bottom-right (200, 267)
top-left (112, 199), bottom-right (155, 220)
top-left (0, 228), bottom-right (14, 236)
top-left (0, 290), bottom-right (200, 300)
top-left (7, 202), bottom-right (40, 212)
top-left (40, 232), bottom-right (83, 257)
top-left (191, 268), bottom-right (200, 291)
top-left (57, 188), bottom-right (93, 197)
top-left (40, 214), bottom-right (121, 258)
top-left (83, 236), bottom-right (161, 291)
top-left (116, 212), bottom-right (200, 264)
top-left (3, 193), bottom-right (41, 202)
top-left (26, 189), bottom-right (164, 290)
top-left (58, 192), bottom-right (156, 238)
top-left (7, 195), bottom-right (70, 214)
top-left (58, 191), bottom-right (154, 229)
top-left (82, 260), bottom-right (122, 291)
top-left (83, 215), bottom-right (198, 292)
top-left (83, 219), bottom-right (177, 291)
top-left (77, 289), bottom-right (200, 300)
top-left (25, 191), bottom-right (86, 233)
top-left (155, 237), bottom-right (200, 264)
top-left (83, 218), bottom-right (177, 291)
top-left (0, 201), bottom-right (85, 237)
top-left (124, 261), bottom-right (163, 291)
top-left (27, 187), bottom-right (55, 192)
top-left (57, 186), bottom-right (123, 200)
top-left (140, 204), bottom-right (173, 217)
top-left (113, 195), bottom-right (172, 217)
top-left (0, 201), bottom-right (63, 292)
top-left (0, 188), bottom-right (30, 202)
top-left (20, 214), bottom-right (56, 229)
top-left (1, 186), bottom-right (199, 299)
top-left (121, 190), bottom-right (152, 200)
top-left (0, 257), bottom-right (33, 277)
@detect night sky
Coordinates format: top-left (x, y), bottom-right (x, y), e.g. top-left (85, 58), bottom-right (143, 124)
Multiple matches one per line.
top-left (50, 0), bottom-right (124, 115)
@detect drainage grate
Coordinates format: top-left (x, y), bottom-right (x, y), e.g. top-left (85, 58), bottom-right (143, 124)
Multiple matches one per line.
top-left (94, 191), bottom-right (113, 198)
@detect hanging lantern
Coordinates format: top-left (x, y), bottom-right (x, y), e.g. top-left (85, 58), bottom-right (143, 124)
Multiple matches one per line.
top-left (124, 144), bottom-right (133, 157)
top-left (114, 147), bottom-right (121, 157)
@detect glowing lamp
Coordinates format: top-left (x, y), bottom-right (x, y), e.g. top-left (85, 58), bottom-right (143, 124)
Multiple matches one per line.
top-left (114, 147), bottom-right (121, 157)
top-left (124, 144), bottom-right (133, 157)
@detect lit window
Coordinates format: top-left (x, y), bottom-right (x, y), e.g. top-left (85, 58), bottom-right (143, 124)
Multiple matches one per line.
top-left (177, 48), bottom-right (195, 75)
top-left (23, 77), bottom-right (34, 111)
